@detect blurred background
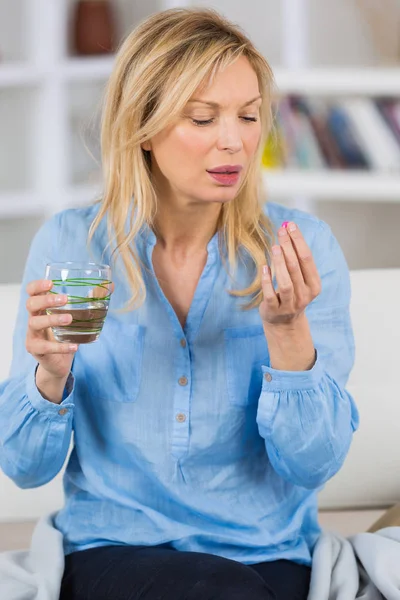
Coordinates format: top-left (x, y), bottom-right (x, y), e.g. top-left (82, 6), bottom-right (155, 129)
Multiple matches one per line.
top-left (1, 0), bottom-right (400, 284)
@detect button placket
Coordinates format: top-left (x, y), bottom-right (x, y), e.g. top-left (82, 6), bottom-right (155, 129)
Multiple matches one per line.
top-left (172, 340), bottom-right (191, 458)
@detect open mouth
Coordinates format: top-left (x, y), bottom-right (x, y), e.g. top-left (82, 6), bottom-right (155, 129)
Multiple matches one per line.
top-left (208, 170), bottom-right (239, 174)
top-left (207, 171), bottom-right (241, 185)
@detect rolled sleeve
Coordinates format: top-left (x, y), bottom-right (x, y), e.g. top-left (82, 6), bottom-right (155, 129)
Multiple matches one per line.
top-left (260, 349), bottom-right (323, 392)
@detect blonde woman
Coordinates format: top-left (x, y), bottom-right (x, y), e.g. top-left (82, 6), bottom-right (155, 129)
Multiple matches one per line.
top-left (0, 8), bottom-right (359, 600)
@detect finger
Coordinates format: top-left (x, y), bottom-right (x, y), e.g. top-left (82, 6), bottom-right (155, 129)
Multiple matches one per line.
top-left (278, 226), bottom-right (306, 291)
top-left (26, 279), bottom-right (53, 297)
top-left (26, 293), bottom-right (68, 315)
top-left (26, 340), bottom-right (78, 356)
top-left (286, 222), bottom-right (319, 287)
top-left (28, 313), bottom-right (72, 332)
top-left (261, 265), bottom-right (279, 307)
top-left (271, 245), bottom-right (293, 304)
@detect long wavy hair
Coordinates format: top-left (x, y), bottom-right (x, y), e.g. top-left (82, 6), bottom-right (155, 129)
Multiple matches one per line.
top-left (87, 7), bottom-right (277, 313)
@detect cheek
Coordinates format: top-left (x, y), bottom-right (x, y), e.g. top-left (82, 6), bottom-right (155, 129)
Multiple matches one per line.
top-left (173, 125), bottom-right (210, 156)
top-left (245, 125), bottom-right (262, 153)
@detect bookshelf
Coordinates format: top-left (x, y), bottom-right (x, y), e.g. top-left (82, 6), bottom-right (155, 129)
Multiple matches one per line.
top-left (264, 170), bottom-right (400, 202)
top-left (273, 67), bottom-right (400, 96)
top-left (0, 1), bottom-right (400, 221)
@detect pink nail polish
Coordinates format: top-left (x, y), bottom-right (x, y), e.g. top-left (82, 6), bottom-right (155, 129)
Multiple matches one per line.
top-left (281, 221), bottom-right (289, 229)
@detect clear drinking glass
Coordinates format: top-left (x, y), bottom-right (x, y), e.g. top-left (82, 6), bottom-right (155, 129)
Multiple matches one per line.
top-left (44, 262), bottom-right (112, 344)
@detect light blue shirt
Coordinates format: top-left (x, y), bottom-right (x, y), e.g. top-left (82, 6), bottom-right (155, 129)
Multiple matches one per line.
top-left (0, 201), bottom-right (359, 566)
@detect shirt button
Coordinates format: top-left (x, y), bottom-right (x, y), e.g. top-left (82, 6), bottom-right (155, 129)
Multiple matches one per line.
top-left (178, 376), bottom-right (188, 386)
top-left (176, 413), bottom-right (187, 423)
top-left (58, 408), bottom-right (68, 415)
top-left (264, 372), bottom-right (272, 382)
top-left (180, 338), bottom-right (187, 348)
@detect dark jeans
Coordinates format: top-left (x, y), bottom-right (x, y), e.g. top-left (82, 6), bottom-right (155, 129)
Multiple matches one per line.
top-left (59, 544), bottom-right (311, 600)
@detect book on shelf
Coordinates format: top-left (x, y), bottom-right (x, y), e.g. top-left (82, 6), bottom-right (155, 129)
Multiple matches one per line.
top-left (339, 98), bottom-right (400, 172)
top-left (376, 99), bottom-right (400, 147)
top-left (326, 105), bottom-right (370, 170)
top-left (287, 98), bottom-right (326, 169)
top-left (263, 95), bottom-right (400, 173)
top-left (288, 96), bottom-right (346, 169)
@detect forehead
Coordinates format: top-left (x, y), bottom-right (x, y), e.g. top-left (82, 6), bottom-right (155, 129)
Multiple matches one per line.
top-left (189, 56), bottom-right (260, 107)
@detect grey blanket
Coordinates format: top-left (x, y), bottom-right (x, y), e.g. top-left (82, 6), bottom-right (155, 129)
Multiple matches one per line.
top-left (0, 513), bottom-right (398, 599)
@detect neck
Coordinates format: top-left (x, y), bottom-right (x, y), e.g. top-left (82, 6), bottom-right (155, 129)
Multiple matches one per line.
top-left (152, 202), bottom-right (221, 259)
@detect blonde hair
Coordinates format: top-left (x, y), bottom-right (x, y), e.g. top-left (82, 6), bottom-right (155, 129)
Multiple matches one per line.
top-left (87, 7), bottom-right (277, 313)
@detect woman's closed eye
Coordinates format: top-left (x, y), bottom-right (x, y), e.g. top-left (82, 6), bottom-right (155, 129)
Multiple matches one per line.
top-left (191, 116), bottom-right (258, 126)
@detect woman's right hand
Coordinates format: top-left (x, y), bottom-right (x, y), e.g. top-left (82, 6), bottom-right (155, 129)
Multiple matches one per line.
top-left (25, 279), bottom-right (78, 381)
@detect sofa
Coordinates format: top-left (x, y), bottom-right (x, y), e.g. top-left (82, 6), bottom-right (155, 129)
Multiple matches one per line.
top-left (1, 269), bottom-right (399, 551)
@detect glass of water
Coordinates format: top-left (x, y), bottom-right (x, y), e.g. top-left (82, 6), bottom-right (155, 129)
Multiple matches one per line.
top-left (44, 262), bottom-right (113, 344)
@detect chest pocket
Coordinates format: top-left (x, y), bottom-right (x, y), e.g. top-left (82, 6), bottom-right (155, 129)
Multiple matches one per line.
top-left (224, 325), bottom-right (270, 407)
top-left (77, 317), bottom-right (145, 403)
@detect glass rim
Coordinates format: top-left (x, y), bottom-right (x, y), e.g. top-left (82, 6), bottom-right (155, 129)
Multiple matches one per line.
top-left (45, 261), bottom-right (111, 271)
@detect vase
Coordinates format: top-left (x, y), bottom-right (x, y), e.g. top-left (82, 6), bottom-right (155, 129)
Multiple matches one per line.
top-left (72, 0), bottom-right (117, 56)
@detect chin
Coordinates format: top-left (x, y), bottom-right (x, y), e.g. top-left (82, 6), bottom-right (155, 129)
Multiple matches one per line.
top-left (207, 187), bottom-right (238, 202)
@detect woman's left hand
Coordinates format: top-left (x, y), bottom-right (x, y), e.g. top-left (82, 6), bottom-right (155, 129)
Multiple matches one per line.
top-left (259, 222), bottom-right (322, 328)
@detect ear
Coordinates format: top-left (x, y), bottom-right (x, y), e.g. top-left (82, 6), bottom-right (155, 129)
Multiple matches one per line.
top-left (141, 141), bottom-right (152, 151)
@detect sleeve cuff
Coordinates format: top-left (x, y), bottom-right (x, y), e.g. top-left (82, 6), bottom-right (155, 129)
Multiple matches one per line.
top-left (261, 348), bottom-right (324, 391)
top-left (26, 363), bottom-right (75, 418)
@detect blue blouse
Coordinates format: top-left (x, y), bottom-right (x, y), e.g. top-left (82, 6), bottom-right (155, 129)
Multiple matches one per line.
top-left (0, 201), bottom-right (359, 566)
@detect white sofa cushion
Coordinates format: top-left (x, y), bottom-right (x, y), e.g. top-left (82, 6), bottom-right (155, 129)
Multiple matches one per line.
top-left (319, 268), bottom-right (400, 508)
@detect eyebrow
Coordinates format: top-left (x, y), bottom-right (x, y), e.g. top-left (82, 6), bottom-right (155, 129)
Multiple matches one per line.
top-left (187, 95), bottom-right (262, 108)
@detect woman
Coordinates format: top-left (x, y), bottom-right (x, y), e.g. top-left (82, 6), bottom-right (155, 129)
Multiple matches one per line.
top-left (0, 8), bottom-right (359, 600)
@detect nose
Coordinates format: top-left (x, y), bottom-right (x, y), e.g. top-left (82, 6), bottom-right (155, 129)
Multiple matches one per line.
top-left (216, 119), bottom-right (243, 153)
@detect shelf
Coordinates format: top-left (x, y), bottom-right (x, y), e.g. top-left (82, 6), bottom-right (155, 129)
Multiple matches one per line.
top-left (0, 64), bottom-right (42, 88)
top-left (273, 67), bottom-right (400, 96)
top-left (0, 57), bottom-right (115, 88)
top-left (61, 56), bottom-right (115, 81)
top-left (3, 60), bottom-right (397, 96)
top-left (263, 170), bottom-right (400, 201)
top-left (0, 185), bottom-right (104, 219)
top-left (0, 192), bottom-right (47, 219)
top-left (2, 171), bottom-right (400, 220)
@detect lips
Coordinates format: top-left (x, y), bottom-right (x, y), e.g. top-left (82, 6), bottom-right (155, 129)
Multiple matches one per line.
top-left (207, 171), bottom-right (241, 186)
top-left (207, 165), bottom-right (243, 174)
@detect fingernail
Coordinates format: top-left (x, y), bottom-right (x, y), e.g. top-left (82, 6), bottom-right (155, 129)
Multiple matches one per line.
top-left (59, 314), bottom-right (71, 324)
top-left (288, 223), bottom-right (297, 232)
top-left (69, 345), bottom-right (78, 352)
top-left (262, 265), bottom-right (269, 276)
top-left (272, 246), bottom-right (281, 255)
top-left (281, 221), bottom-right (289, 228)
top-left (55, 295), bottom-right (67, 303)
top-left (43, 281), bottom-right (52, 290)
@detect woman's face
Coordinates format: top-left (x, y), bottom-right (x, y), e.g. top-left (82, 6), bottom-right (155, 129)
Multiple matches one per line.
top-left (142, 56), bottom-right (263, 206)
